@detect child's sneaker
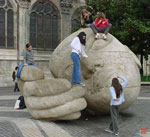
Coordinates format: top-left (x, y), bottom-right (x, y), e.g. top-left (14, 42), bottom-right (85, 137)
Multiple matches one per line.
top-left (115, 132), bottom-right (119, 136)
top-left (79, 83), bottom-right (86, 87)
top-left (72, 83), bottom-right (77, 86)
top-left (104, 128), bottom-right (113, 133)
top-left (76, 82), bottom-right (86, 87)
top-left (95, 33), bottom-right (100, 39)
top-left (102, 34), bottom-right (107, 40)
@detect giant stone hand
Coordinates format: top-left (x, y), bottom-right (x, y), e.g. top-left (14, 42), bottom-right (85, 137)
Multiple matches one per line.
top-left (18, 66), bottom-right (87, 120)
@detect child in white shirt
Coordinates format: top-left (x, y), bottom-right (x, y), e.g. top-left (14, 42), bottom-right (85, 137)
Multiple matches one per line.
top-left (70, 32), bottom-right (88, 86)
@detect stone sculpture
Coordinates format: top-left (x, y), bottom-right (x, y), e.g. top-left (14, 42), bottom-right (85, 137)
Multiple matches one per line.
top-left (19, 28), bottom-right (141, 120)
top-left (18, 66), bottom-right (87, 120)
top-left (50, 28), bottom-right (141, 114)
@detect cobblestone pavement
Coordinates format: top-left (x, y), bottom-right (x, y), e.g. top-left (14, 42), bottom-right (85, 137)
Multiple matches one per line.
top-left (0, 86), bottom-right (150, 137)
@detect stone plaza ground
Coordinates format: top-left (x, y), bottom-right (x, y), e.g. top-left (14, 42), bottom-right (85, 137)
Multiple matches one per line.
top-left (0, 86), bottom-right (149, 137)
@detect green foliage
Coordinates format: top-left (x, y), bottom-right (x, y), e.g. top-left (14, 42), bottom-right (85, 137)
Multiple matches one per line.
top-left (141, 75), bottom-right (150, 82)
top-left (85, 0), bottom-right (150, 60)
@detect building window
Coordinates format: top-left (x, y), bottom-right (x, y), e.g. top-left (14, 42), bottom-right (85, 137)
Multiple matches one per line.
top-left (0, 0), bottom-right (14, 48)
top-left (30, 0), bottom-right (59, 51)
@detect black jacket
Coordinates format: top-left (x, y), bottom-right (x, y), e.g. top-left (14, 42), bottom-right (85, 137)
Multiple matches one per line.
top-left (12, 71), bottom-right (16, 81)
top-left (84, 15), bottom-right (93, 24)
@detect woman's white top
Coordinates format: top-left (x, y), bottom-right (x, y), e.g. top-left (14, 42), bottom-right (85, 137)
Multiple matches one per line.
top-left (110, 76), bottom-right (128, 106)
top-left (70, 37), bottom-right (88, 58)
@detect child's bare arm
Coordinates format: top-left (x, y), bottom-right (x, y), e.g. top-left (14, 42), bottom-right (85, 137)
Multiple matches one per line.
top-left (98, 20), bottom-right (102, 24)
top-left (114, 98), bottom-right (119, 101)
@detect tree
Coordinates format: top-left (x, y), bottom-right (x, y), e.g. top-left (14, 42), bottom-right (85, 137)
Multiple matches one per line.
top-left (85, 0), bottom-right (150, 61)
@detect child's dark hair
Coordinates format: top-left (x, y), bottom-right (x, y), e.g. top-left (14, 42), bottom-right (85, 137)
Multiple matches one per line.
top-left (15, 66), bottom-right (18, 70)
top-left (77, 32), bottom-right (86, 45)
top-left (112, 78), bottom-right (123, 98)
top-left (26, 43), bottom-right (31, 48)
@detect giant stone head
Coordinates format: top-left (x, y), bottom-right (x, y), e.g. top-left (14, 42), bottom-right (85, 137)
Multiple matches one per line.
top-left (50, 28), bottom-right (141, 114)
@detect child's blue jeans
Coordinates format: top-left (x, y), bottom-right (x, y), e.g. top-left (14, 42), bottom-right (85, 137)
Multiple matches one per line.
top-left (16, 62), bottom-right (36, 78)
top-left (71, 52), bottom-right (81, 84)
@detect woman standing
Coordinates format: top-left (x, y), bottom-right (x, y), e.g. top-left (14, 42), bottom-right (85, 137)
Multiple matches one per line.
top-left (70, 32), bottom-right (88, 86)
top-left (105, 76), bottom-right (128, 136)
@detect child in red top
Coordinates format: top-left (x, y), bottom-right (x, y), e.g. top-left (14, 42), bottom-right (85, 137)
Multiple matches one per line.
top-left (94, 18), bottom-right (108, 28)
top-left (90, 12), bottom-right (112, 40)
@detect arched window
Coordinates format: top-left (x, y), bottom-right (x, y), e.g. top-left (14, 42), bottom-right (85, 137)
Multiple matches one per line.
top-left (30, 0), bottom-right (59, 51)
top-left (0, 0), bottom-right (14, 48)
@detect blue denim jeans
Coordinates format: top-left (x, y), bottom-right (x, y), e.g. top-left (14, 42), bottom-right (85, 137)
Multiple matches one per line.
top-left (71, 52), bottom-right (81, 84)
top-left (16, 62), bottom-right (36, 78)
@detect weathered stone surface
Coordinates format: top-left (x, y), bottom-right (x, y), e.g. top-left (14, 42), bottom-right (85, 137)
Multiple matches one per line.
top-left (20, 66), bottom-right (44, 81)
top-left (18, 79), bottom-right (25, 94)
top-left (28, 98), bottom-right (87, 119)
top-left (39, 112), bottom-right (82, 121)
top-left (50, 28), bottom-right (141, 114)
top-left (57, 112), bottom-right (81, 120)
top-left (25, 86), bottom-right (85, 109)
top-left (21, 78), bottom-right (71, 97)
top-left (19, 69), bottom-right (87, 120)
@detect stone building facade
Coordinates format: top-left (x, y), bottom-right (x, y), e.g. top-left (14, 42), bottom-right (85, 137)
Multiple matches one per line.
top-left (0, 0), bottom-right (85, 87)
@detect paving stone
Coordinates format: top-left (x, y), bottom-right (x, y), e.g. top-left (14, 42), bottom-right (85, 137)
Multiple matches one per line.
top-left (0, 120), bottom-right (23, 137)
top-left (35, 120), bottom-right (73, 137)
top-left (13, 119), bottom-right (44, 137)
top-left (0, 100), bottom-right (16, 107)
top-left (0, 86), bottom-right (149, 137)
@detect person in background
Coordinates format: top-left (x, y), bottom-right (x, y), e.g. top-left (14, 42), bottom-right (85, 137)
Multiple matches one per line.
top-left (12, 66), bottom-right (19, 92)
top-left (81, 9), bottom-right (93, 27)
top-left (90, 12), bottom-right (112, 40)
top-left (104, 76), bottom-right (128, 136)
top-left (70, 32), bottom-right (88, 86)
top-left (16, 43), bottom-right (36, 78)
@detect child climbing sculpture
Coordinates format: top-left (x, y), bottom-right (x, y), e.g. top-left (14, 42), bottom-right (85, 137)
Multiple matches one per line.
top-left (70, 32), bottom-right (88, 86)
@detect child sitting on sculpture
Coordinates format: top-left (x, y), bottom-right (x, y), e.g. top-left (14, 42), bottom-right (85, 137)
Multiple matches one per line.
top-left (81, 9), bottom-right (94, 27)
top-left (16, 43), bottom-right (36, 78)
top-left (90, 12), bottom-right (112, 40)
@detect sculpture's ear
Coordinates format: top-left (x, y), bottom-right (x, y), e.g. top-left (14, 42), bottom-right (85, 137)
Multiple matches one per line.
top-left (124, 45), bottom-right (141, 69)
